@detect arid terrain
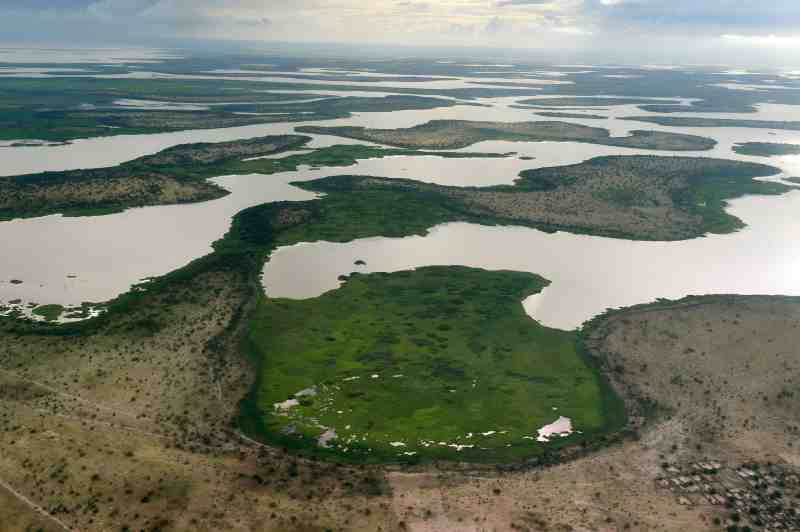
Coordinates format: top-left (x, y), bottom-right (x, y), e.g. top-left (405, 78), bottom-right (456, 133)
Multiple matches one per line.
top-left (304, 154), bottom-right (785, 240)
top-left (2, 227), bottom-right (798, 532)
top-left (296, 120), bottom-right (717, 151)
top-left (0, 135), bottom-right (309, 220)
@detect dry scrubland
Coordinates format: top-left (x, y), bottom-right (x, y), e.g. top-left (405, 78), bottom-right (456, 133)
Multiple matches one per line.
top-left (0, 268), bottom-right (400, 532)
top-left (2, 250), bottom-right (798, 532)
top-left (331, 155), bottom-right (783, 240)
top-left (0, 135), bottom-right (307, 220)
top-left (296, 120), bottom-right (717, 151)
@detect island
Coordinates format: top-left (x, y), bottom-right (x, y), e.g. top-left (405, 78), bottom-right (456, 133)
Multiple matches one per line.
top-left (243, 266), bottom-right (621, 463)
top-left (733, 142), bottom-right (800, 157)
top-left (283, 155), bottom-right (785, 241)
top-left (296, 119), bottom-right (717, 151)
top-left (0, 136), bottom-right (510, 221)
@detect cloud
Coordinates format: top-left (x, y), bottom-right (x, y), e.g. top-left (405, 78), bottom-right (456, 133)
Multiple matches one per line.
top-left (588, 0), bottom-right (800, 33)
top-left (496, 0), bottom-right (554, 6)
top-left (1, 0), bottom-right (800, 67)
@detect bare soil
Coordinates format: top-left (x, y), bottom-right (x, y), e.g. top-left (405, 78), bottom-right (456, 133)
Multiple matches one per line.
top-left (2, 277), bottom-right (797, 531)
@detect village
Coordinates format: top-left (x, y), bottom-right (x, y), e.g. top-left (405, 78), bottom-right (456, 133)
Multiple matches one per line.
top-left (657, 460), bottom-right (800, 531)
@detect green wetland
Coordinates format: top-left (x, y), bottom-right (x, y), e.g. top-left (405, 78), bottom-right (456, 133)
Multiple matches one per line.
top-left (244, 266), bottom-right (622, 463)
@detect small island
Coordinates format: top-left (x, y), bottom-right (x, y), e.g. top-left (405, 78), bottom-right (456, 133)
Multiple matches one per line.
top-left (733, 142), bottom-right (800, 157)
top-left (297, 119), bottom-right (717, 151)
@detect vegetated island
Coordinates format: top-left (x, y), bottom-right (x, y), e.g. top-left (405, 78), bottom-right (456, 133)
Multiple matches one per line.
top-left (733, 142), bottom-right (800, 157)
top-left (0, 136), bottom-right (510, 221)
top-left (622, 115), bottom-right (800, 130)
top-left (284, 155), bottom-right (785, 241)
top-left (296, 119), bottom-right (717, 151)
top-left (0, 135), bottom-right (307, 220)
top-left (244, 266), bottom-right (622, 463)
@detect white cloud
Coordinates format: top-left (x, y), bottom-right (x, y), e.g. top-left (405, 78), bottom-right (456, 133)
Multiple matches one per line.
top-left (3, 0), bottom-right (800, 67)
top-left (722, 33), bottom-right (800, 48)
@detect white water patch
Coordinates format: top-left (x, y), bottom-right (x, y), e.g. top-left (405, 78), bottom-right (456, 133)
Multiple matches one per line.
top-left (0, 67), bottom-right (94, 78)
top-left (711, 83), bottom-right (800, 92)
top-left (273, 386), bottom-right (317, 414)
top-left (242, 150), bottom-right (310, 161)
top-left (536, 417), bottom-right (573, 442)
top-left (318, 429), bottom-right (338, 447)
top-left (112, 99), bottom-right (211, 111)
top-left (0, 139), bottom-right (69, 148)
top-left (74, 68), bottom-right (573, 90)
top-left (274, 398), bottom-right (300, 412)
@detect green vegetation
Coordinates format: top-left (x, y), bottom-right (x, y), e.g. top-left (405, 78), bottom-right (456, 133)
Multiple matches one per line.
top-left (0, 135), bottom-right (310, 220)
top-left (285, 155), bottom-right (785, 241)
top-left (1, 152), bottom-right (784, 336)
top-left (297, 119), bottom-right (717, 151)
top-left (243, 266), bottom-right (622, 463)
top-left (0, 76), bottom-right (467, 142)
top-left (622, 116), bottom-right (800, 130)
top-left (31, 304), bottom-right (65, 322)
top-left (0, 137), bottom-right (509, 221)
top-left (732, 142), bottom-right (800, 157)
top-left (0, 161), bottom-right (628, 464)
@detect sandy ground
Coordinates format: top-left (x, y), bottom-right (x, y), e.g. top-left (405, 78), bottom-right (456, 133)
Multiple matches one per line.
top-left (2, 291), bottom-right (797, 531)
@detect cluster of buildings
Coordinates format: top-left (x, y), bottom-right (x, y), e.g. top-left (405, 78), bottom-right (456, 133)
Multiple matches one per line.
top-left (656, 460), bottom-right (800, 530)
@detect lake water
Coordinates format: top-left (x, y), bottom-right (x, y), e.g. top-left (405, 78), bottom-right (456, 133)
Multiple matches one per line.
top-left (3, 74), bottom-right (800, 328)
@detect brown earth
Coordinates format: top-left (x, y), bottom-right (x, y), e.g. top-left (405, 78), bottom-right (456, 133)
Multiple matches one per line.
top-left (328, 154), bottom-right (783, 240)
top-left (0, 135), bottom-right (309, 220)
top-left (2, 243), bottom-right (798, 532)
top-left (296, 120), bottom-right (717, 151)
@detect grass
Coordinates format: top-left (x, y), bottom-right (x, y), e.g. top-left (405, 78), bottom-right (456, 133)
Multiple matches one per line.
top-left (0, 173), bottom-right (628, 464)
top-left (31, 304), bottom-right (65, 322)
top-left (243, 266), bottom-right (622, 463)
top-left (285, 154), bottom-right (786, 242)
top-left (0, 138), bottom-right (509, 221)
top-left (0, 76), bottom-right (472, 142)
top-left (296, 119), bottom-right (717, 151)
top-left (13, 150), bottom-right (778, 464)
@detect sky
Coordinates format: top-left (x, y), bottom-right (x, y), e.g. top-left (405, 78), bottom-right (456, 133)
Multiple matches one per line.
top-left (2, 0), bottom-right (800, 67)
